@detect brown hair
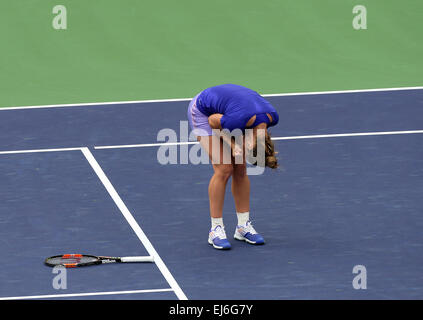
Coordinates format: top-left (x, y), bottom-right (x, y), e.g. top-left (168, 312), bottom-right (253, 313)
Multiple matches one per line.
top-left (264, 132), bottom-right (278, 169)
top-left (251, 131), bottom-right (278, 169)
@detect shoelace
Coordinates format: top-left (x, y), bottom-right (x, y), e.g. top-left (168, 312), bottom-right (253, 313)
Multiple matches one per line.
top-left (240, 221), bottom-right (257, 235)
top-left (212, 225), bottom-right (227, 239)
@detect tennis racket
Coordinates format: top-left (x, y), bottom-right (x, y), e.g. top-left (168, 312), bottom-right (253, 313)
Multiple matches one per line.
top-left (45, 254), bottom-right (154, 268)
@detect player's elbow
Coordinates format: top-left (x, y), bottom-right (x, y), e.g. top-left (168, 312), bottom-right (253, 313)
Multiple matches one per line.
top-left (208, 114), bottom-right (223, 129)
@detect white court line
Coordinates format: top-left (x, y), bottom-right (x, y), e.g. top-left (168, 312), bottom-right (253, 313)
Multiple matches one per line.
top-left (0, 86), bottom-right (422, 111)
top-left (95, 141), bottom-right (198, 150)
top-left (271, 130), bottom-right (423, 141)
top-left (262, 86), bottom-right (423, 97)
top-left (0, 130), bottom-right (422, 155)
top-left (80, 147), bottom-right (188, 300)
top-left (0, 288), bottom-right (174, 300)
top-left (93, 129), bottom-right (423, 150)
top-left (0, 147), bottom-right (83, 155)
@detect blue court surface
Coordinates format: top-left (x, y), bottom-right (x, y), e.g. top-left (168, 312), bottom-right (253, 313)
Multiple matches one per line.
top-left (0, 88), bottom-right (422, 300)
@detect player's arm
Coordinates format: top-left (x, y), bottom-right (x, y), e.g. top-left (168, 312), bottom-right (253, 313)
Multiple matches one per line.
top-left (208, 113), bottom-right (243, 157)
top-left (208, 114), bottom-right (231, 148)
top-left (208, 113), bottom-right (223, 129)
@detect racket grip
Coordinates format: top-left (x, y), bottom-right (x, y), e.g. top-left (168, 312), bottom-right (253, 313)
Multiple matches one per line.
top-left (121, 256), bottom-right (154, 263)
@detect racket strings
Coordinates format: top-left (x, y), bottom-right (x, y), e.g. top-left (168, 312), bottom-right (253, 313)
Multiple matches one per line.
top-left (45, 254), bottom-right (98, 267)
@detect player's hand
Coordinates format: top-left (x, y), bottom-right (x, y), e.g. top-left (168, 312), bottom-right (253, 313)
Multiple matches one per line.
top-left (232, 142), bottom-right (243, 158)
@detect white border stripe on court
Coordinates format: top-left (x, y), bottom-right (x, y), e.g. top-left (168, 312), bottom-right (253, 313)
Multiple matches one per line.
top-left (93, 130), bottom-right (423, 150)
top-left (0, 86), bottom-right (422, 111)
top-left (1, 130), bottom-right (422, 155)
top-left (271, 130), bottom-right (423, 141)
top-left (0, 288), bottom-right (174, 300)
top-left (95, 141), bottom-right (198, 150)
top-left (0, 147), bottom-right (83, 155)
top-left (81, 148), bottom-right (188, 300)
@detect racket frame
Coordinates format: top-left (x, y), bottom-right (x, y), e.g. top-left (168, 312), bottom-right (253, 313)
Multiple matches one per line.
top-left (44, 254), bottom-right (154, 268)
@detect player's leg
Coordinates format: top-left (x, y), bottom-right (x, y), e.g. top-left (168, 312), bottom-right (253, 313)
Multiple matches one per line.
top-left (231, 151), bottom-right (250, 214)
top-left (198, 135), bottom-right (232, 249)
top-left (231, 142), bottom-right (265, 245)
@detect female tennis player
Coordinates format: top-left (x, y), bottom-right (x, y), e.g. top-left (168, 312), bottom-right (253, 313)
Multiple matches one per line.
top-left (187, 84), bottom-right (279, 250)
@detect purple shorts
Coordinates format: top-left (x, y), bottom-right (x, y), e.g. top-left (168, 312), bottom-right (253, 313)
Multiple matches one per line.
top-left (187, 93), bottom-right (213, 136)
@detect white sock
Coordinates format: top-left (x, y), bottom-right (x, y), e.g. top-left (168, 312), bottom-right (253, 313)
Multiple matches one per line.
top-left (236, 211), bottom-right (250, 226)
top-left (211, 217), bottom-right (224, 230)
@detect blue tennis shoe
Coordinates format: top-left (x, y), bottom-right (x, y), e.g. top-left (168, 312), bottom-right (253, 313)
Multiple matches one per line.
top-left (208, 225), bottom-right (231, 250)
top-left (234, 221), bottom-right (265, 245)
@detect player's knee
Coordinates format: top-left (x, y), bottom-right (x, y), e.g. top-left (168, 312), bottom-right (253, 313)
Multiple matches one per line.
top-left (214, 165), bottom-right (233, 180)
top-left (232, 163), bottom-right (247, 180)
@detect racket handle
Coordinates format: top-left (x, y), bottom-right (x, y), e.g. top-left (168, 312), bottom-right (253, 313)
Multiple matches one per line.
top-left (120, 256), bottom-right (154, 263)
